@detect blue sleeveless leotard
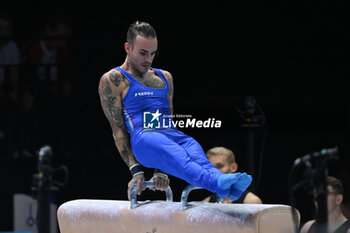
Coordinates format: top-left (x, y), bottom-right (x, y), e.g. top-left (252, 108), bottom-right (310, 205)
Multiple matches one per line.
top-left (115, 67), bottom-right (222, 193)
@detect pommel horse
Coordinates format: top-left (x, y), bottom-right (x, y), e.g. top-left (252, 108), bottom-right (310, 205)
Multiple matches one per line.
top-left (57, 182), bottom-right (300, 233)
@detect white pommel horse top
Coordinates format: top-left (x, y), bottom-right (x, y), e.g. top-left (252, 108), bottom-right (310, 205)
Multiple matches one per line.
top-left (57, 182), bottom-right (300, 233)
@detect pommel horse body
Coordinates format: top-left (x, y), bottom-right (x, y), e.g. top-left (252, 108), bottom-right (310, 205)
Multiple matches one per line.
top-left (58, 182), bottom-right (300, 233)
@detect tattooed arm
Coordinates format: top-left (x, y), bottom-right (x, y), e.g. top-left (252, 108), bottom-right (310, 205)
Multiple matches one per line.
top-left (98, 69), bottom-right (145, 197)
top-left (98, 70), bottom-right (135, 166)
top-left (162, 70), bottom-right (174, 115)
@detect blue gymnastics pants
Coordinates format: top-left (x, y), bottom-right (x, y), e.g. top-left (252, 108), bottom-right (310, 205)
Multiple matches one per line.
top-left (131, 129), bottom-right (223, 193)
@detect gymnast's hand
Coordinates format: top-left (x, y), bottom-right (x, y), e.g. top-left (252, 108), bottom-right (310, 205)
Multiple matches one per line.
top-left (127, 173), bottom-right (145, 200)
top-left (149, 173), bottom-right (170, 191)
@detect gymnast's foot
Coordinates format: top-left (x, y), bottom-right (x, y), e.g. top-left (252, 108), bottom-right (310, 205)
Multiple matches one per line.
top-left (217, 173), bottom-right (243, 198)
top-left (228, 172), bottom-right (252, 201)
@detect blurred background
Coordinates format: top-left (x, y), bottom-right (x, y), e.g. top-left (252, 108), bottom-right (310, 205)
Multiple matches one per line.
top-left (1, 0), bottom-right (349, 231)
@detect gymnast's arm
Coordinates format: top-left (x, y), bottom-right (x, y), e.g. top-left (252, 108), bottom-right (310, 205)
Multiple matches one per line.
top-left (164, 70), bottom-right (174, 115)
top-left (98, 70), bottom-right (145, 198)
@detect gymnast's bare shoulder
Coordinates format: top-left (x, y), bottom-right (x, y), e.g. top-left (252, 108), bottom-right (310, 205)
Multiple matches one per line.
top-left (159, 69), bottom-right (173, 84)
top-left (99, 69), bottom-right (130, 99)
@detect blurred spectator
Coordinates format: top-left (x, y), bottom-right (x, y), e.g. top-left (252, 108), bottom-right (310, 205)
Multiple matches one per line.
top-left (26, 12), bottom-right (72, 100)
top-left (300, 176), bottom-right (350, 233)
top-left (335, 168), bottom-right (350, 220)
top-left (0, 13), bottom-right (20, 97)
top-left (202, 147), bottom-right (262, 204)
top-left (0, 12), bottom-right (21, 156)
top-left (22, 12), bottom-right (74, 155)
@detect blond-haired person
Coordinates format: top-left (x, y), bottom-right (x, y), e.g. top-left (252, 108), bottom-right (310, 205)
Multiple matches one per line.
top-left (203, 147), bottom-right (262, 204)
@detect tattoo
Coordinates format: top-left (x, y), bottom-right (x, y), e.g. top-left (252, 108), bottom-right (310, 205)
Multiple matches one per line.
top-left (136, 73), bottom-right (165, 88)
top-left (99, 73), bottom-right (135, 166)
top-left (108, 96), bottom-right (117, 105)
top-left (167, 74), bottom-right (174, 115)
top-left (98, 75), bottom-right (112, 97)
top-left (109, 71), bottom-right (122, 87)
top-left (168, 78), bottom-right (173, 100)
top-left (113, 107), bottom-right (125, 129)
top-left (99, 76), bottom-right (123, 128)
top-left (144, 75), bottom-right (165, 88)
top-left (119, 144), bottom-right (131, 165)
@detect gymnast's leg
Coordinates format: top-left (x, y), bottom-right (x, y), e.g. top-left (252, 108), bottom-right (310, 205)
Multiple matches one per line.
top-left (132, 131), bottom-right (224, 194)
top-left (132, 130), bottom-right (251, 198)
top-left (170, 132), bottom-right (221, 173)
top-left (169, 131), bottom-right (252, 199)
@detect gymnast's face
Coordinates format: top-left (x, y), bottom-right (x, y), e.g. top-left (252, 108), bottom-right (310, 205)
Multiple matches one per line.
top-left (125, 35), bottom-right (158, 75)
top-left (209, 154), bottom-right (237, 174)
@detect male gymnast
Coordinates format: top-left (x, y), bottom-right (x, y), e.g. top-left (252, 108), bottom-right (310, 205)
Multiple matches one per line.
top-left (98, 21), bottom-right (252, 200)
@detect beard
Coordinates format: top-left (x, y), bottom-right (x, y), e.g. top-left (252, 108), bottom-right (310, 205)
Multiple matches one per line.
top-left (127, 57), bottom-right (150, 76)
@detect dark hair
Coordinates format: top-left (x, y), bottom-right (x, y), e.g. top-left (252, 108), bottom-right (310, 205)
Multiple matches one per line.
top-left (328, 176), bottom-right (344, 195)
top-left (127, 21), bottom-right (157, 45)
